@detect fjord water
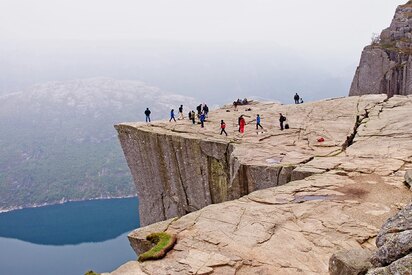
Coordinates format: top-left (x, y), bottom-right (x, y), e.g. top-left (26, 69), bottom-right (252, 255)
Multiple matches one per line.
top-left (0, 197), bottom-right (139, 275)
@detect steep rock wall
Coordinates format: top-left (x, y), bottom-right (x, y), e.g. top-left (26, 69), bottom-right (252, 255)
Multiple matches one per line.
top-left (350, 1), bottom-right (412, 97)
top-left (115, 125), bottom-right (289, 226)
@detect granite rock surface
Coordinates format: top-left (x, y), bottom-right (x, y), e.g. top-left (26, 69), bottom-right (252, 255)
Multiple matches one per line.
top-left (109, 95), bottom-right (412, 274)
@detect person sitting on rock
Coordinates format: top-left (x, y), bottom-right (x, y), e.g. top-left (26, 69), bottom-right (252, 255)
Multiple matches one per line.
top-left (169, 109), bottom-right (176, 122)
top-left (220, 120), bottom-right (228, 136)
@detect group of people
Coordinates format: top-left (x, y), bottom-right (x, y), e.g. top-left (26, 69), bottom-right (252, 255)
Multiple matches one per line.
top-left (233, 98), bottom-right (249, 110)
top-left (225, 113), bottom-right (286, 136)
top-left (144, 95), bottom-right (294, 136)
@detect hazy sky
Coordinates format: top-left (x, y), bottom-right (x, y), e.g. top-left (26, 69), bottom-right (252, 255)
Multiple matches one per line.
top-left (0, 0), bottom-right (406, 102)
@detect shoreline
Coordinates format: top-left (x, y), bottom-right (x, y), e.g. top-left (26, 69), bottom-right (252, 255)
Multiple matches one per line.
top-left (0, 194), bottom-right (138, 214)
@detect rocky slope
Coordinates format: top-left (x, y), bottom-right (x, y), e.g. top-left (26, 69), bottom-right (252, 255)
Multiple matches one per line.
top-left (350, 1), bottom-right (412, 97)
top-left (110, 95), bottom-right (412, 274)
top-left (0, 77), bottom-right (196, 211)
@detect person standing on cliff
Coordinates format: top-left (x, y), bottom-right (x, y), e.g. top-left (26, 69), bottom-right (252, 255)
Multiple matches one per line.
top-left (200, 112), bottom-right (205, 128)
top-left (239, 115), bottom-right (246, 134)
top-left (178, 105), bottom-right (184, 120)
top-left (144, 107), bottom-right (151, 122)
top-left (294, 93), bottom-right (300, 104)
top-left (279, 113), bottom-right (286, 130)
top-left (204, 104), bottom-right (209, 118)
top-left (220, 120), bottom-right (228, 136)
top-left (256, 114), bottom-right (263, 130)
top-left (191, 110), bottom-right (196, 124)
top-left (169, 109), bottom-right (176, 122)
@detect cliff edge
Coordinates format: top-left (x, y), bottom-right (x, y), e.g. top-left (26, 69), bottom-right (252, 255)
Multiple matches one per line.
top-left (111, 95), bottom-right (411, 274)
top-left (116, 96), bottom-right (385, 226)
top-left (350, 1), bottom-right (412, 97)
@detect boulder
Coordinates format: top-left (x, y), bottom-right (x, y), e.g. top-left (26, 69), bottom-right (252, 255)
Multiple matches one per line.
top-left (367, 254), bottom-right (412, 275)
top-left (370, 203), bottom-right (412, 267)
top-left (329, 249), bottom-right (373, 275)
top-left (405, 170), bottom-right (412, 189)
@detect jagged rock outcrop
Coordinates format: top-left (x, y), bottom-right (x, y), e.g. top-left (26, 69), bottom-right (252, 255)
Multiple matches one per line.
top-left (349, 1), bottom-right (412, 97)
top-left (116, 95), bottom-right (386, 226)
top-left (108, 95), bottom-right (412, 274)
top-left (329, 203), bottom-right (412, 275)
top-left (368, 203), bottom-right (412, 274)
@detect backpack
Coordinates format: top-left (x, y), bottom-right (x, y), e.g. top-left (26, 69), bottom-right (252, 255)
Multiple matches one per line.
top-left (285, 123), bottom-right (289, 129)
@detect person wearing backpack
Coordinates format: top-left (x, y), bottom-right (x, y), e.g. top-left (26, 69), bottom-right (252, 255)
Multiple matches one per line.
top-left (144, 108), bottom-right (151, 122)
top-left (279, 113), bottom-right (286, 130)
top-left (220, 120), bottom-right (228, 136)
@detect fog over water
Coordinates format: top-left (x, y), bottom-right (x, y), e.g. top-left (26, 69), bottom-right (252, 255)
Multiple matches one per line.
top-left (0, 0), bottom-right (405, 104)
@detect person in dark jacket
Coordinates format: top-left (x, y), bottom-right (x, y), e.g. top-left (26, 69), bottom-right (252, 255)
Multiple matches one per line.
top-left (294, 93), bottom-right (300, 104)
top-left (178, 105), bottom-right (184, 120)
top-left (220, 120), bottom-right (228, 136)
top-left (204, 104), bottom-right (209, 117)
top-left (191, 110), bottom-right (196, 124)
top-left (144, 108), bottom-right (151, 122)
top-left (279, 113), bottom-right (286, 130)
top-left (196, 104), bottom-right (202, 116)
top-left (169, 109), bottom-right (176, 122)
top-left (256, 114), bottom-right (263, 130)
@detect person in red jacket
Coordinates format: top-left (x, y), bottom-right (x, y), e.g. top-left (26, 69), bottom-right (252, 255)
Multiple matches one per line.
top-left (239, 115), bottom-right (246, 134)
top-left (220, 120), bottom-right (228, 136)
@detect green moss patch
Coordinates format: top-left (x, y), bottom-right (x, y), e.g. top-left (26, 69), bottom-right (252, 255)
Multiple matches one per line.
top-left (84, 271), bottom-right (100, 275)
top-left (138, 232), bottom-right (177, 262)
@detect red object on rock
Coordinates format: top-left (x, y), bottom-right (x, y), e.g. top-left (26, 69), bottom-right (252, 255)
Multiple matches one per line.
top-left (317, 137), bottom-right (325, 142)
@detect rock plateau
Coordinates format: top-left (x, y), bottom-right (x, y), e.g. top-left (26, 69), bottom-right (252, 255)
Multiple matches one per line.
top-left (111, 95), bottom-right (412, 274)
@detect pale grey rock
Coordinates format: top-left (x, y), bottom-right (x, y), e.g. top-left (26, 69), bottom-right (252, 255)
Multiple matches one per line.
top-left (349, 2), bottom-right (412, 97)
top-left (329, 249), bottom-right (373, 275)
top-left (405, 170), bottom-right (412, 189)
top-left (370, 203), bottom-right (412, 267)
top-left (367, 254), bottom-right (412, 275)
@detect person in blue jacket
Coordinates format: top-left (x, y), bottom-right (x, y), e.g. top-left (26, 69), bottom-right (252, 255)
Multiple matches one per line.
top-left (169, 109), bottom-right (176, 122)
top-left (256, 114), bottom-right (263, 130)
top-left (200, 112), bottom-right (205, 128)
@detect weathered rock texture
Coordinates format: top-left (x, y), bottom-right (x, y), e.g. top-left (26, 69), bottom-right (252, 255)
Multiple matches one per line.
top-left (369, 203), bottom-right (412, 270)
top-left (350, 1), bottom-right (412, 97)
top-left (329, 249), bottom-right (373, 275)
top-left (116, 95), bottom-right (386, 226)
top-left (109, 95), bottom-right (412, 274)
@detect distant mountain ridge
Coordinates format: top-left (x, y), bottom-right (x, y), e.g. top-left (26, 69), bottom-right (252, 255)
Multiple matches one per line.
top-left (0, 77), bottom-right (196, 211)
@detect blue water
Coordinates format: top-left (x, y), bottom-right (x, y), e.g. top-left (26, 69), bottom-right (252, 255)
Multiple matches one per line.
top-left (0, 198), bottom-right (140, 275)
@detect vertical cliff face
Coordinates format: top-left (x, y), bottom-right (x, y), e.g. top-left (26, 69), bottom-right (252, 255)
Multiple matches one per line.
top-left (115, 96), bottom-right (386, 226)
top-left (115, 125), bottom-right (290, 226)
top-left (350, 1), bottom-right (412, 97)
